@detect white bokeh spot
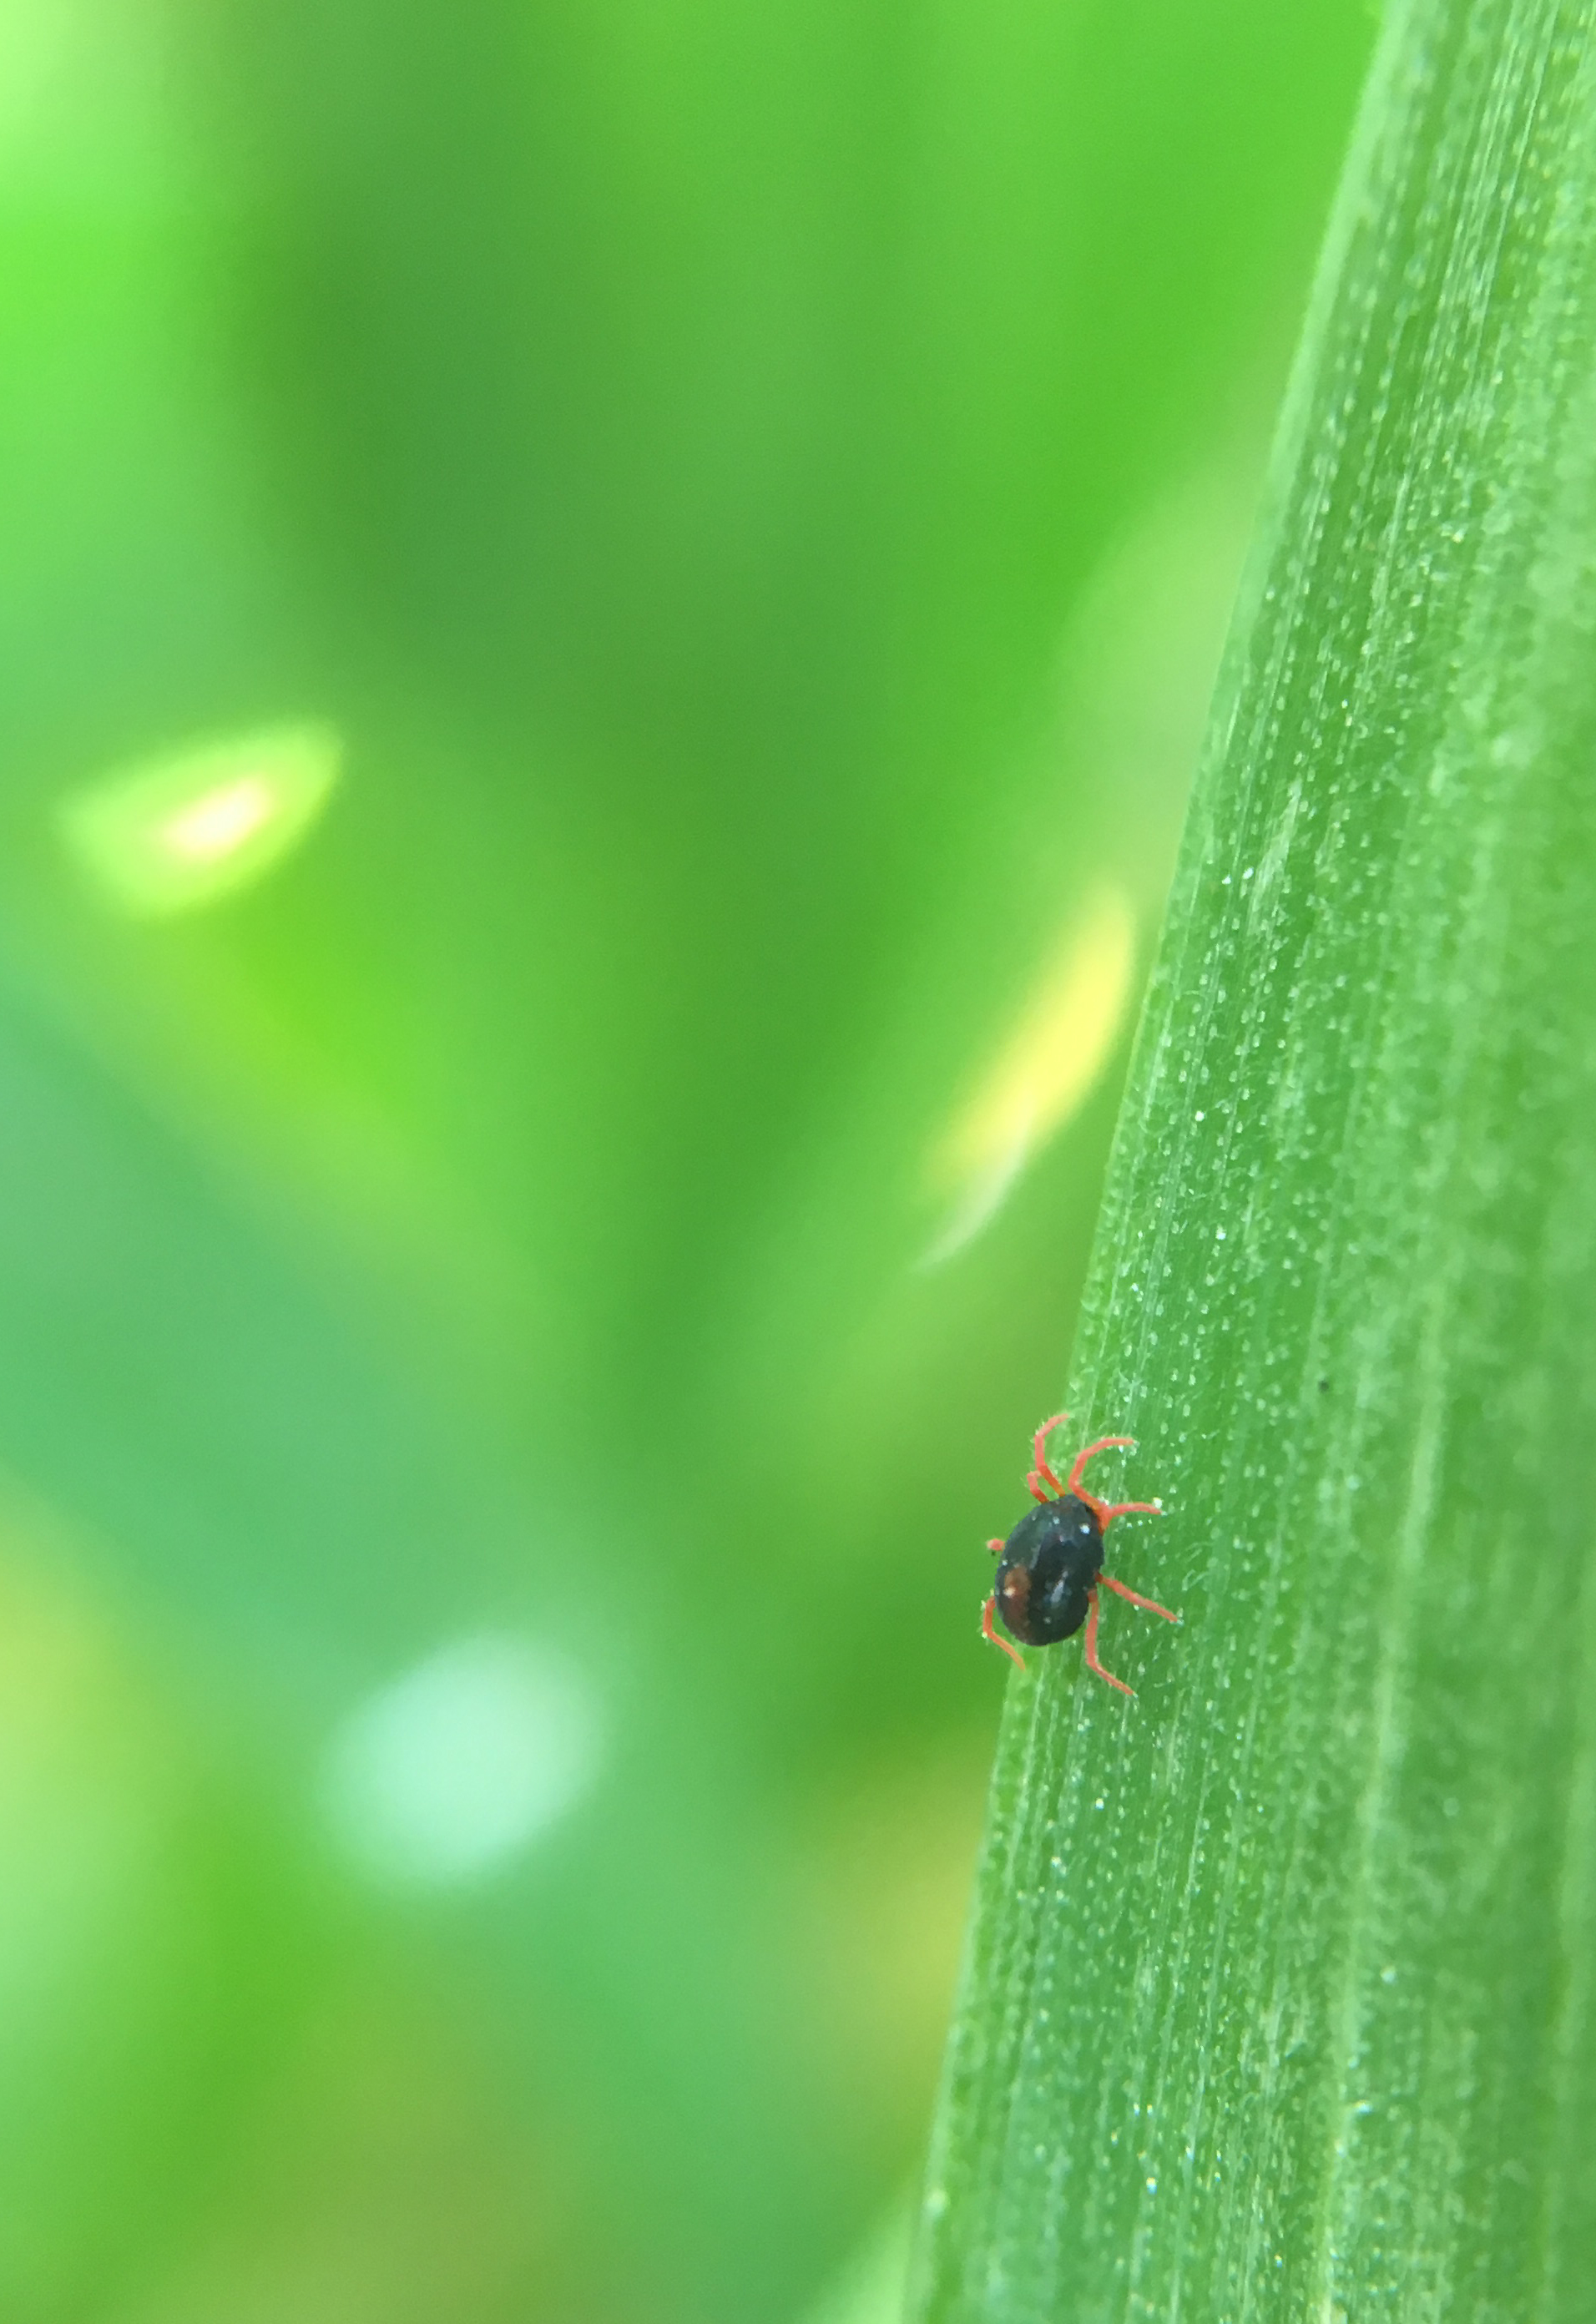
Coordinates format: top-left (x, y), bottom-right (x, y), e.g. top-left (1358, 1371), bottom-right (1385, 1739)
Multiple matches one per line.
top-left (323, 1634), bottom-right (603, 1888)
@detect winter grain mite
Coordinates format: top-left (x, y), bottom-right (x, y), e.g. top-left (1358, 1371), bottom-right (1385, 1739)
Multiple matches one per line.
top-left (982, 1413), bottom-right (1178, 1696)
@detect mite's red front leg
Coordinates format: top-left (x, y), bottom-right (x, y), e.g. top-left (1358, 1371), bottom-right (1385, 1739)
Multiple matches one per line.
top-left (1027, 1412), bottom-right (1069, 1501)
top-left (1067, 1433), bottom-right (1135, 1497)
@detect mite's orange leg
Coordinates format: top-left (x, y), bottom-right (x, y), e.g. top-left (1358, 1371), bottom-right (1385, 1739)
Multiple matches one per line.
top-left (982, 1594), bottom-right (1025, 1671)
top-left (1067, 1434), bottom-right (1135, 1496)
top-left (1028, 1412), bottom-right (1070, 1501)
top-left (1099, 1573), bottom-right (1179, 1624)
top-left (1099, 1497), bottom-right (1163, 1526)
top-left (1081, 1588), bottom-right (1134, 1697)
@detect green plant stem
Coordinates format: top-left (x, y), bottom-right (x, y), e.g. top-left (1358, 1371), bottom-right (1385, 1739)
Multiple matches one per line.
top-left (912, 3), bottom-right (1596, 2316)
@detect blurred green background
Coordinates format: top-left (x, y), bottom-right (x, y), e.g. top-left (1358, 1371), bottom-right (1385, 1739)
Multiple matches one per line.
top-left (0, 3), bottom-right (1374, 2318)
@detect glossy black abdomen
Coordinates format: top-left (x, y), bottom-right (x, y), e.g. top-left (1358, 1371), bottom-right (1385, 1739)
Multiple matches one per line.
top-left (993, 1493), bottom-right (1104, 1644)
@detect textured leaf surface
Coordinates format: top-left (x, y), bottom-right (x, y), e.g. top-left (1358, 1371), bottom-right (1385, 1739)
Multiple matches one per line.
top-left (913, 3), bottom-right (1596, 2316)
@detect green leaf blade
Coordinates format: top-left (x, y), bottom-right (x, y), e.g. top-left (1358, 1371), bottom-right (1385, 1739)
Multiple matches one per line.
top-left (914, 4), bottom-right (1596, 2317)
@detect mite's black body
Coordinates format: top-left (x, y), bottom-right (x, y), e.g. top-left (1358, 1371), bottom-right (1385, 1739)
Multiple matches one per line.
top-left (980, 1413), bottom-right (1178, 1694)
top-left (993, 1493), bottom-right (1104, 1644)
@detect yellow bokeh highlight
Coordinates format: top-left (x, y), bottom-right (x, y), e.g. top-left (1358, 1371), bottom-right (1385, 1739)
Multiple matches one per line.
top-left (923, 884), bottom-right (1137, 1263)
top-left (58, 721), bottom-right (341, 917)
